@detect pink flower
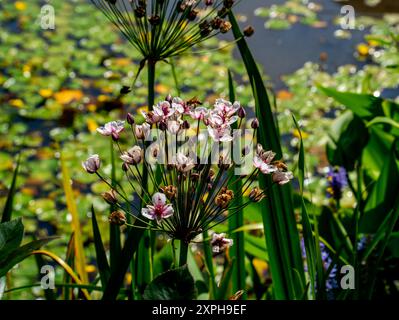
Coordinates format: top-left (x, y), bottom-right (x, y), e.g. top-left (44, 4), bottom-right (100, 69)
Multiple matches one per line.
top-left (253, 144), bottom-right (278, 174)
top-left (120, 146), bottom-right (142, 165)
top-left (190, 107), bottom-right (209, 120)
top-left (214, 99), bottom-right (240, 119)
top-left (172, 97), bottom-right (188, 115)
top-left (97, 120), bottom-right (125, 140)
top-left (134, 123), bottom-right (151, 140)
top-left (211, 233), bottom-right (233, 253)
top-left (82, 154), bottom-right (100, 174)
top-left (207, 125), bottom-right (233, 142)
top-left (167, 120), bottom-right (183, 135)
top-left (141, 192), bottom-right (174, 223)
top-left (272, 171), bottom-right (294, 185)
top-left (172, 153), bottom-right (196, 172)
top-left (152, 101), bottom-right (175, 121)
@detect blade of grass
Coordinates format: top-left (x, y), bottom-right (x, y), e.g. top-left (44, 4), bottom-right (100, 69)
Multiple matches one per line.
top-left (60, 150), bottom-right (89, 285)
top-left (31, 250), bottom-right (91, 300)
top-left (367, 200), bottom-right (399, 299)
top-left (63, 233), bottom-right (75, 300)
top-left (1, 154), bottom-right (21, 223)
top-left (91, 206), bottom-right (111, 286)
top-left (229, 12), bottom-right (305, 299)
top-left (202, 231), bottom-right (217, 299)
top-left (293, 115), bottom-right (324, 300)
top-left (215, 257), bottom-right (236, 300)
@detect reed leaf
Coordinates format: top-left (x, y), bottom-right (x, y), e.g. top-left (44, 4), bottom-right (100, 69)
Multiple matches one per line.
top-left (91, 206), bottom-right (111, 286)
top-left (229, 11), bottom-right (305, 299)
top-left (60, 151), bottom-right (89, 284)
top-left (1, 154), bottom-right (21, 223)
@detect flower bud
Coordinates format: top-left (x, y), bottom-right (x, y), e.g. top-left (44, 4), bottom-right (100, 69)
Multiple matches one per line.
top-left (165, 94), bottom-right (173, 103)
top-left (220, 21), bottom-right (232, 33)
top-left (102, 189), bottom-right (118, 205)
top-left (82, 154), bottom-right (100, 174)
top-left (249, 187), bottom-right (265, 202)
top-left (244, 26), bottom-right (255, 37)
top-left (237, 106), bottom-right (246, 118)
top-left (149, 15), bottom-right (161, 25)
top-left (161, 185), bottom-right (177, 200)
top-left (182, 120), bottom-right (190, 129)
top-left (109, 211), bottom-right (127, 226)
top-left (122, 162), bottom-right (129, 172)
top-left (127, 113), bottom-right (135, 125)
top-left (188, 9), bottom-right (199, 21)
top-left (251, 118), bottom-right (259, 129)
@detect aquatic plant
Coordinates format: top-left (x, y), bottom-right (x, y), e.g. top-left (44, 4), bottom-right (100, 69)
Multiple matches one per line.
top-left (84, 95), bottom-right (294, 264)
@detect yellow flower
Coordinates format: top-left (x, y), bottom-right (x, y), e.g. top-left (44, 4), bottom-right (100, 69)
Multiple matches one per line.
top-left (97, 94), bottom-right (109, 103)
top-left (293, 128), bottom-right (309, 139)
top-left (85, 265), bottom-right (96, 273)
top-left (357, 43), bottom-right (369, 56)
top-left (86, 118), bottom-right (98, 133)
top-left (15, 1), bottom-right (27, 11)
top-left (87, 103), bottom-right (97, 112)
top-left (155, 84), bottom-right (170, 95)
top-left (10, 99), bottom-right (24, 108)
top-left (54, 89), bottom-right (83, 105)
top-left (39, 88), bottom-right (53, 98)
top-left (137, 105), bottom-right (149, 114)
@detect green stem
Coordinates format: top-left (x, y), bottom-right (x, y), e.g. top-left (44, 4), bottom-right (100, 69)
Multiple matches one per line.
top-left (136, 59), bottom-right (156, 294)
top-left (179, 240), bottom-right (189, 267)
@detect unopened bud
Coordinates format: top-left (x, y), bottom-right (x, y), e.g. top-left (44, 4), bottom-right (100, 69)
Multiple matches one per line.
top-left (127, 113), bottom-right (135, 125)
top-left (109, 211), bottom-right (126, 226)
top-left (102, 189), bottom-right (118, 205)
top-left (251, 118), bottom-right (259, 129)
top-left (237, 106), bottom-right (246, 118)
top-left (243, 26), bottom-right (255, 37)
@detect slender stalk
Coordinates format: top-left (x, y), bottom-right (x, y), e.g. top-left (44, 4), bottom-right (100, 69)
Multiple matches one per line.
top-left (136, 59), bottom-right (156, 293)
top-left (179, 240), bottom-right (189, 267)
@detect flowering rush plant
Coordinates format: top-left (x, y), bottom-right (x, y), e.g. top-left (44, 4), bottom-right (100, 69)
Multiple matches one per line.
top-left (90, 0), bottom-right (236, 62)
top-left (83, 95), bottom-right (294, 253)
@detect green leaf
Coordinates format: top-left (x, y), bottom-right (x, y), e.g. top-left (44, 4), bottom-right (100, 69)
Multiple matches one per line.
top-left (0, 218), bottom-right (24, 261)
top-left (0, 237), bottom-right (56, 278)
top-left (326, 111), bottom-right (369, 171)
top-left (360, 147), bottom-right (399, 233)
top-left (91, 206), bottom-right (111, 286)
top-left (367, 116), bottom-right (399, 130)
top-left (143, 265), bottom-right (197, 300)
top-left (317, 86), bottom-right (384, 120)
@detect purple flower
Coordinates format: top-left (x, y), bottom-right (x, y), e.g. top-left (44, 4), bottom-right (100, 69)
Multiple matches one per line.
top-left (326, 166), bottom-right (348, 201)
top-left (97, 120), bottom-right (125, 140)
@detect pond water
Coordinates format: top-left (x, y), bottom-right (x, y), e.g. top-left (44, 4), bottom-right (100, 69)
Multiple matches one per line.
top-left (232, 0), bottom-right (396, 89)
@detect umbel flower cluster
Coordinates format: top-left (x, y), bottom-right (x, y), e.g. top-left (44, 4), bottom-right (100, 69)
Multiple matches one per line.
top-left (83, 96), bottom-right (294, 250)
top-left (90, 0), bottom-right (236, 62)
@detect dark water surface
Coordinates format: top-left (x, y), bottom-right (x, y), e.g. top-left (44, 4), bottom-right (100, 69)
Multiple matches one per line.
top-left (231, 0), bottom-right (389, 89)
